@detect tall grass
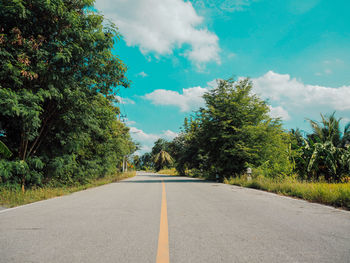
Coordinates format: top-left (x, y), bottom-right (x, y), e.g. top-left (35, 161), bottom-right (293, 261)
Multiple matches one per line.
top-left (157, 168), bottom-right (179, 176)
top-left (0, 171), bottom-right (136, 208)
top-left (224, 176), bottom-right (350, 209)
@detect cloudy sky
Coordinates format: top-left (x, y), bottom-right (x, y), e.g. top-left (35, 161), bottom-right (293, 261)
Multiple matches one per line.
top-left (94, 0), bottom-right (350, 154)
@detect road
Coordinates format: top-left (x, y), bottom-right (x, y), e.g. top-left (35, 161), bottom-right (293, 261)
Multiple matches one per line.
top-left (1, 172), bottom-right (350, 262)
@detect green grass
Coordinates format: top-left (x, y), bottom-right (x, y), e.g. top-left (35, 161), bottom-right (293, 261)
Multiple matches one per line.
top-left (0, 171), bottom-right (136, 208)
top-left (157, 168), bottom-right (179, 176)
top-left (224, 176), bottom-right (350, 209)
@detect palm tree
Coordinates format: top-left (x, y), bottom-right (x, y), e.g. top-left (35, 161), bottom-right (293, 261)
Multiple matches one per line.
top-left (306, 113), bottom-right (350, 181)
top-left (154, 150), bottom-right (173, 172)
top-left (307, 112), bottom-right (341, 145)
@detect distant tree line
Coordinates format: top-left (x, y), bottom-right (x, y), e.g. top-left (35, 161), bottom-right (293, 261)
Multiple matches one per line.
top-left (139, 78), bottom-right (350, 182)
top-left (0, 0), bottom-right (136, 190)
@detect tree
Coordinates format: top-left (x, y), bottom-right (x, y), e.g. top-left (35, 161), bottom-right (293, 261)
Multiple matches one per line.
top-left (154, 150), bottom-right (173, 172)
top-left (303, 113), bottom-right (350, 181)
top-left (307, 112), bottom-right (350, 148)
top-left (0, 0), bottom-right (134, 188)
top-left (132, 155), bottom-right (141, 170)
top-left (151, 139), bottom-right (171, 157)
top-left (140, 152), bottom-right (153, 170)
top-left (172, 78), bottom-right (293, 180)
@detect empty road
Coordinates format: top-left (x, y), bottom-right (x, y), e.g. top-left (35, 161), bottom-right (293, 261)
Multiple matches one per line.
top-left (1, 172), bottom-right (350, 262)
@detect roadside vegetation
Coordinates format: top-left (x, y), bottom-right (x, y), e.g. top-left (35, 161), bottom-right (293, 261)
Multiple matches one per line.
top-left (225, 176), bottom-right (350, 209)
top-left (0, 0), bottom-right (136, 200)
top-left (140, 78), bottom-right (350, 208)
top-left (1, 1), bottom-right (349, 210)
top-left (0, 171), bottom-right (136, 208)
top-left (157, 168), bottom-right (178, 176)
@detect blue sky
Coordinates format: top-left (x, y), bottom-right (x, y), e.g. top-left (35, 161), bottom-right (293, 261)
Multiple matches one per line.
top-left (95, 0), bottom-right (350, 154)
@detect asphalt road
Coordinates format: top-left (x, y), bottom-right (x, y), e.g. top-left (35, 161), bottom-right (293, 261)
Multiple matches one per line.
top-left (1, 172), bottom-right (350, 263)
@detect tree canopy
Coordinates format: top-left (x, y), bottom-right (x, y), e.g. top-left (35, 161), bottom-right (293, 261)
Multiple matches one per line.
top-left (0, 0), bottom-right (135, 188)
top-left (167, 78), bottom-right (293, 180)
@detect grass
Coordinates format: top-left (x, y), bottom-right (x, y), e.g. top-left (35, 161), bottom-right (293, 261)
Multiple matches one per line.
top-left (157, 168), bottom-right (179, 176)
top-left (0, 171), bottom-right (136, 208)
top-left (224, 176), bottom-right (350, 209)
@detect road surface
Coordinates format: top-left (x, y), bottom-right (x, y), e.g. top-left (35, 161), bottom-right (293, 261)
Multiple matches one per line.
top-left (1, 172), bottom-right (349, 262)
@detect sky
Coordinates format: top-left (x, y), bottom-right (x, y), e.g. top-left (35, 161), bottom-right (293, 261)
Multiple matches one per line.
top-left (94, 0), bottom-right (350, 154)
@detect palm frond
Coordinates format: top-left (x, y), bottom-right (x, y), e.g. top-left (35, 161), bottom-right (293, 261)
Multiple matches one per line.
top-left (154, 150), bottom-right (173, 171)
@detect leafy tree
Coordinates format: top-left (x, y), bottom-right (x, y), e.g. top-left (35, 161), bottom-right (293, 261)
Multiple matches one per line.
top-left (172, 78), bottom-right (293, 180)
top-left (0, 0), bottom-right (134, 188)
top-left (139, 152), bottom-right (153, 170)
top-left (132, 155), bottom-right (141, 170)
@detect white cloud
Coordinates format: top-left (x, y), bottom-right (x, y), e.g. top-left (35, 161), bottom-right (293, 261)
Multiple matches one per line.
top-left (252, 71), bottom-right (350, 111)
top-left (130, 127), bottom-right (159, 142)
top-left (144, 86), bottom-right (208, 112)
top-left (268, 106), bottom-right (290, 121)
top-left (163, 130), bottom-right (178, 140)
top-left (125, 119), bottom-right (136, 125)
top-left (144, 71), bottom-right (350, 122)
top-left (115, 95), bottom-right (135, 105)
top-left (129, 127), bottom-right (178, 154)
top-left (137, 71), bottom-right (148, 78)
top-left (95, 0), bottom-right (220, 65)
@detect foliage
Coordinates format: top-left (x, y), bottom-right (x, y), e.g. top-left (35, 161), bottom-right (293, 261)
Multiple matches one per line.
top-left (291, 113), bottom-right (350, 182)
top-left (138, 138), bottom-right (173, 171)
top-left (0, 0), bottom-right (135, 188)
top-left (157, 168), bottom-right (179, 176)
top-left (151, 138), bottom-right (171, 156)
top-left (154, 150), bottom-right (173, 171)
top-left (0, 140), bottom-right (12, 158)
top-left (139, 152), bottom-right (154, 170)
top-left (0, 171), bottom-right (136, 208)
top-left (132, 155), bottom-right (141, 170)
top-left (225, 176), bottom-right (350, 209)
top-left (169, 78), bottom-right (294, 180)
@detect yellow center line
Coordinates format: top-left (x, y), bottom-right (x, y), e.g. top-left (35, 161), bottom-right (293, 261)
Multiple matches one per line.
top-left (156, 180), bottom-right (170, 263)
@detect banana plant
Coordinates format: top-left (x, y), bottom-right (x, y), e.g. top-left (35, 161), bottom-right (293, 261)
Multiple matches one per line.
top-left (307, 141), bottom-right (349, 181)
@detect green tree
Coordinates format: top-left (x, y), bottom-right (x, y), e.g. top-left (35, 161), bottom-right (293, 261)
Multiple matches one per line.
top-left (307, 112), bottom-right (350, 148)
top-left (304, 113), bottom-right (350, 181)
top-left (132, 155), bottom-right (141, 170)
top-left (154, 150), bottom-right (173, 172)
top-left (0, 0), bottom-right (134, 188)
top-left (172, 78), bottom-right (293, 180)
top-left (140, 152), bottom-right (153, 170)
top-left (151, 139), bottom-right (171, 157)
